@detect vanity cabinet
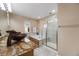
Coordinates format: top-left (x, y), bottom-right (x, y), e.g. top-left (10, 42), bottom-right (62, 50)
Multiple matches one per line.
top-left (29, 36), bottom-right (39, 47)
top-left (19, 49), bottom-right (33, 56)
top-left (29, 36), bottom-right (43, 47)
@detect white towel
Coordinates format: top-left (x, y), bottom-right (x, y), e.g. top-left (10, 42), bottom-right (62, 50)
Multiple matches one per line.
top-left (24, 38), bottom-right (30, 42)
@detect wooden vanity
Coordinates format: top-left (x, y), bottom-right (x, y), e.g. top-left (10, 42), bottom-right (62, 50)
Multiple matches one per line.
top-left (0, 41), bottom-right (36, 56)
top-left (29, 36), bottom-right (39, 47)
top-left (0, 30), bottom-right (38, 56)
top-left (29, 35), bottom-right (44, 47)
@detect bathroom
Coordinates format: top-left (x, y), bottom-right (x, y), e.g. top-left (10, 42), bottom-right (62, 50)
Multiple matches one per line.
top-left (1, 3), bottom-right (79, 56)
top-left (0, 3), bottom-right (58, 56)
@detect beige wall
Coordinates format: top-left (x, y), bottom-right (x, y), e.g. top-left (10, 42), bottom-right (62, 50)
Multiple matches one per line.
top-left (0, 11), bottom-right (26, 33)
top-left (58, 3), bottom-right (79, 55)
top-left (0, 10), bottom-right (40, 34)
top-left (10, 13), bottom-right (25, 32)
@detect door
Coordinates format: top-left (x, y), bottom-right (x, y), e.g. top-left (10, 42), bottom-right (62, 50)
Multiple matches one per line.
top-left (46, 16), bottom-right (58, 50)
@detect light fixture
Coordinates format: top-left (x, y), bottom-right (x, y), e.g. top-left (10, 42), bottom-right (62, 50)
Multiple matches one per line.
top-left (52, 10), bottom-right (56, 13)
top-left (37, 16), bottom-right (41, 19)
top-left (49, 9), bottom-right (56, 14)
top-left (44, 24), bottom-right (47, 28)
top-left (6, 3), bottom-right (12, 12)
top-left (0, 3), bottom-right (5, 10)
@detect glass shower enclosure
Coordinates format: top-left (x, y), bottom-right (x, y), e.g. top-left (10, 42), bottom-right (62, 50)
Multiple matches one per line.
top-left (43, 15), bottom-right (58, 50)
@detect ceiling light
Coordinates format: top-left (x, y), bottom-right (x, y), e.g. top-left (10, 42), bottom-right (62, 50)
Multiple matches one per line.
top-left (6, 3), bottom-right (12, 12)
top-left (49, 10), bottom-right (56, 14)
top-left (52, 10), bottom-right (56, 13)
top-left (37, 16), bottom-right (41, 19)
top-left (44, 24), bottom-right (47, 28)
top-left (0, 3), bottom-right (5, 10)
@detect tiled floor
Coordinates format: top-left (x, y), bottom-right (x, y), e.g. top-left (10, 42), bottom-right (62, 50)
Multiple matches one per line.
top-left (47, 42), bottom-right (56, 49)
top-left (34, 45), bottom-right (58, 56)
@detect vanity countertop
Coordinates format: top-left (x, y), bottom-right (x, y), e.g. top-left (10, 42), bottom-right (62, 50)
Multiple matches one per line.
top-left (30, 34), bottom-right (45, 40)
top-left (0, 41), bottom-right (36, 56)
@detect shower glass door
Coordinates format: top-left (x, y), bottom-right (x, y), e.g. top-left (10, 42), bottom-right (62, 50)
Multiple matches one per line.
top-left (46, 16), bottom-right (58, 50)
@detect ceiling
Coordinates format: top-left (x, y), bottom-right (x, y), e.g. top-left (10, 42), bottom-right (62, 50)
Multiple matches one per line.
top-left (11, 3), bottom-right (57, 19)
